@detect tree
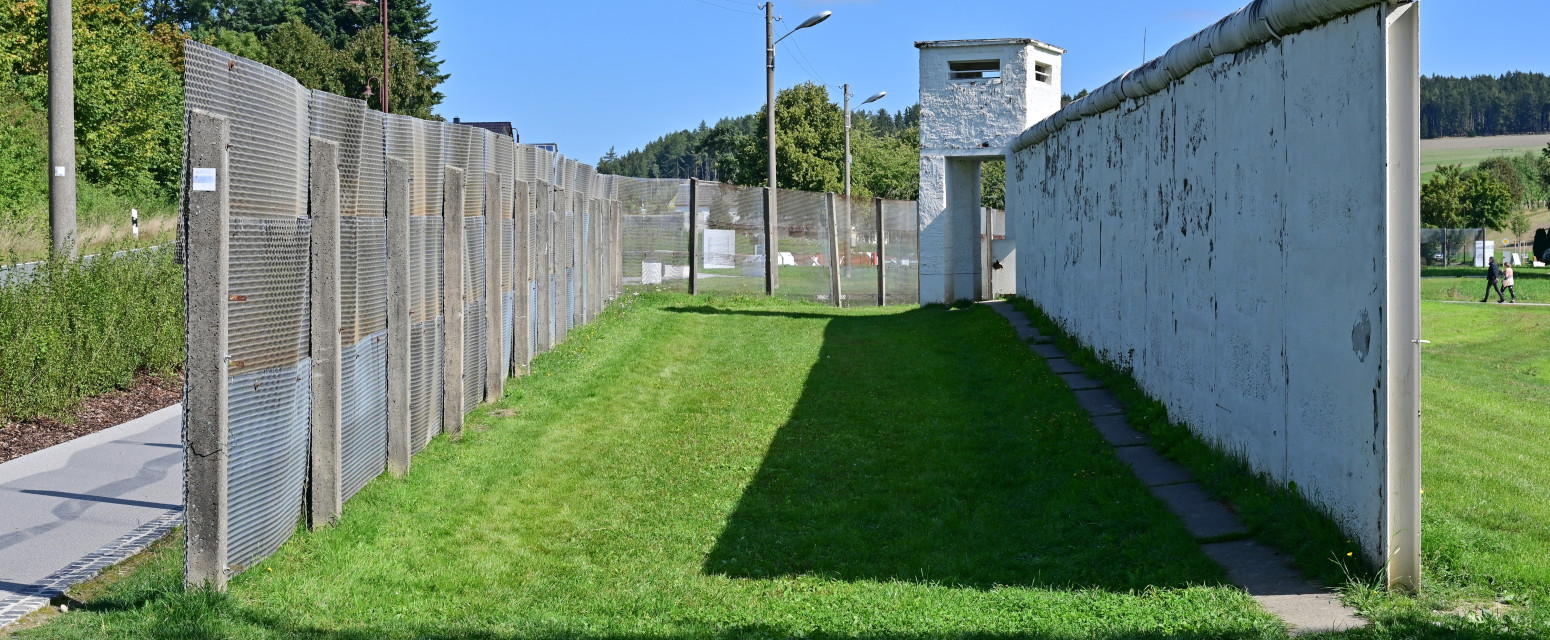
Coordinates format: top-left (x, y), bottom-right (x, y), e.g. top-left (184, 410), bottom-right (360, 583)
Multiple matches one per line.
top-left (1507, 209), bottom-right (1532, 246)
top-left (1421, 165), bottom-right (1465, 264)
top-left (1475, 156), bottom-right (1526, 207)
top-left (262, 18), bottom-right (343, 94)
top-left (981, 160), bottom-right (1006, 210)
top-left (341, 25), bottom-right (438, 118)
top-left (1461, 170), bottom-right (1513, 231)
top-left (3, 1), bottom-right (183, 199)
top-left (727, 82), bottom-right (845, 193)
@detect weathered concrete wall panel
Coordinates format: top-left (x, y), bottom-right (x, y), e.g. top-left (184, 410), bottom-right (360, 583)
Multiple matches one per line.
top-left (1009, 4), bottom-right (1405, 564)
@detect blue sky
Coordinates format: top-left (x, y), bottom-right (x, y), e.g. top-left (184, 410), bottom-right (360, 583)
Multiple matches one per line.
top-left (431, 1), bottom-right (1549, 166)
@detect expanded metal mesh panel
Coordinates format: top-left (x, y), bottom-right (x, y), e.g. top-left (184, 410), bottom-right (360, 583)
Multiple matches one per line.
top-left (463, 215), bottom-right (487, 413)
top-left (501, 217), bottom-right (515, 374)
top-left (581, 209), bottom-right (591, 320)
top-left (577, 164), bottom-right (596, 199)
top-left (494, 136), bottom-right (516, 218)
top-left (837, 194), bottom-right (880, 307)
top-left (341, 331), bottom-right (387, 501)
top-left (447, 126), bottom-right (488, 218)
top-left (340, 216), bottom-right (388, 344)
top-left (774, 188), bottom-right (832, 302)
top-left (882, 199), bottom-right (919, 305)
top-left (385, 115), bottom-right (447, 217)
top-left (227, 218), bottom-right (310, 374)
top-left (694, 182), bottom-right (765, 295)
top-left (227, 357), bottom-right (310, 569)
top-left (308, 91), bottom-right (385, 217)
top-left (409, 317), bottom-right (443, 453)
top-left (184, 42), bottom-right (308, 220)
top-left (501, 291), bottom-right (515, 375)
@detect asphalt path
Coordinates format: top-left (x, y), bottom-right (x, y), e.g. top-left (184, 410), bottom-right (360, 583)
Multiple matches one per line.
top-left (0, 404), bottom-right (182, 628)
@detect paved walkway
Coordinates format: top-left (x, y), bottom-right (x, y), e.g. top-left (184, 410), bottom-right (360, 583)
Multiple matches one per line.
top-left (982, 301), bottom-right (1365, 636)
top-left (0, 405), bottom-right (183, 629)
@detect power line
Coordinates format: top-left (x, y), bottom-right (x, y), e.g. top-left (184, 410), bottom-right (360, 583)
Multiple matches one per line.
top-left (783, 38), bottom-right (828, 86)
top-left (694, 0), bottom-right (759, 15)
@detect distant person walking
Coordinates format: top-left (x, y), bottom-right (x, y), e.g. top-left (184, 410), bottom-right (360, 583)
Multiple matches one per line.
top-left (1482, 256), bottom-right (1505, 303)
top-left (1502, 261), bottom-right (1517, 303)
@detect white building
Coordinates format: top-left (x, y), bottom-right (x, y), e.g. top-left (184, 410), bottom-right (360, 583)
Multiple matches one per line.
top-left (916, 38), bottom-right (1063, 303)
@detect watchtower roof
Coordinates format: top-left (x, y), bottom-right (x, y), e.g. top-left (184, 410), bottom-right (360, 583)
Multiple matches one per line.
top-left (914, 38), bottom-right (1065, 54)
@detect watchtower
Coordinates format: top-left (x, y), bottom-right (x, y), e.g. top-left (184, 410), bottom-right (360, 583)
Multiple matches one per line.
top-left (916, 38), bottom-right (1063, 303)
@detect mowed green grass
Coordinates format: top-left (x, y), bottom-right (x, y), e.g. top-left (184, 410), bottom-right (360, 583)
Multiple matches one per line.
top-left (18, 293), bottom-right (1286, 639)
top-left (1418, 301), bottom-right (1550, 590)
top-left (1420, 145), bottom-right (1544, 184)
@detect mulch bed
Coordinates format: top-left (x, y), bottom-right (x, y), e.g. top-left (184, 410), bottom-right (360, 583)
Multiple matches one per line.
top-left (0, 372), bottom-right (182, 464)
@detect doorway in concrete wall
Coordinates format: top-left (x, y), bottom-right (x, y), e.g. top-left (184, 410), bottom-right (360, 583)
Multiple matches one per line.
top-left (982, 158), bottom-right (1014, 300)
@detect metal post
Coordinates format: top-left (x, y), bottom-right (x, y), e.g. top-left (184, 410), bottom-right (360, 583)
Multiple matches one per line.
top-left (307, 138), bottom-right (342, 528)
top-left (48, 0), bottom-right (76, 258)
top-left (765, 1), bottom-right (779, 292)
top-left (982, 205), bottom-right (993, 300)
top-left (826, 192), bottom-right (841, 307)
top-left (484, 171), bottom-right (502, 403)
top-left (380, 0), bottom-right (391, 114)
top-left (875, 197), bottom-right (885, 306)
top-left (385, 157), bottom-right (412, 468)
top-left (688, 178), bottom-right (698, 295)
top-left (1385, 0), bottom-right (1422, 593)
top-left (441, 166), bottom-right (466, 442)
top-left (183, 110), bottom-right (230, 590)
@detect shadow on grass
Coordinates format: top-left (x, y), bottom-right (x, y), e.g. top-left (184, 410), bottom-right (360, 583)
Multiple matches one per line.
top-left (690, 303), bottom-right (1224, 591)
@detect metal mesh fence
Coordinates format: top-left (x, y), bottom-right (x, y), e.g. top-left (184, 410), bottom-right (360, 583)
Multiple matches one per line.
top-left (836, 194), bottom-right (879, 307)
top-left (693, 181), bottom-right (766, 295)
top-left (1420, 228), bottom-right (1485, 266)
top-left (882, 199), bottom-right (919, 305)
top-left (182, 40), bottom-right (917, 587)
top-left (773, 188), bottom-right (832, 303)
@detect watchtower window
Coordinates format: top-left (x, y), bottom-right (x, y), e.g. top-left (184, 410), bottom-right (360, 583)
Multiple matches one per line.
top-left (949, 60), bottom-right (1000, 80)
top-left (1034, 62), bottom-right (1052, 84)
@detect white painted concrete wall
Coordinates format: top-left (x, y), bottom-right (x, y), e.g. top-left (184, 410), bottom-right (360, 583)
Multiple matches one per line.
top-left (1009, 5), bottom-right (1410, 565)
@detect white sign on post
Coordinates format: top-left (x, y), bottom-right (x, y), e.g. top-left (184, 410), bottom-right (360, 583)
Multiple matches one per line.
top-left (1474, 240), bottom-right (1494, 267)
top-left (192, 168), bottom-right (217, 192)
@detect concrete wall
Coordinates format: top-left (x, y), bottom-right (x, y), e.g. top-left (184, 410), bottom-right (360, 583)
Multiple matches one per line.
top-left (1006, 1), bottom-right (1419, 569)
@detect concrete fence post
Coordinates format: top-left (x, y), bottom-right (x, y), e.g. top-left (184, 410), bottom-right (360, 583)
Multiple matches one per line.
top-left (442, 166), bottom-right (466, 439)
top-left (512, 180), bottom-right (530, 376)
top-left (307, 137), bottom-right (342, 527)
top-left (386, 157), bottom-right (412, 472)
top-left (687, 178), bottom-right (698, 295)
top-left (875, 197), bottom-right (885, 306)
top-left (485, 171), bottom-right (503, 403)
top-left (183, 109), bottom-right (230, 591)
top-left (826, 192), bottom-right (842, 307)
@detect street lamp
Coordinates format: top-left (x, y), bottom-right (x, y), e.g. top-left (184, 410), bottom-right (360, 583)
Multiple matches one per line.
top-left (347, 0), bottom-right (390, 114)
top-left (842, 86), bottom-right (883, 278)
top-left (763, 4), bottom-right (830, 293)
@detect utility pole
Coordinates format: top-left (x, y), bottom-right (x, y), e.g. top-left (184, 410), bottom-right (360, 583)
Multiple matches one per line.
top-left (48, 0), bottom-right (76, 259)
top-left (764, 2), bottom-right (778, 292)
top-left (380, 0), bottom-right (390, 114)
top-left (843, 83), bottom-right (850, 280)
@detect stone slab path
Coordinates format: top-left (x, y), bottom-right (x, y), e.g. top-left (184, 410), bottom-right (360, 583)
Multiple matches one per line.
top-left (982, 300), bottom-right (1365, 636)
top-left (0, 405), bottom-right (183, 629)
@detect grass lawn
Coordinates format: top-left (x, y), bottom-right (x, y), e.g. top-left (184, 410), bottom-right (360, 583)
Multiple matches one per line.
top-left (14, 293), bottom-right (1287, 639)
top-left (1421, 266), bottom-right (1550, 303)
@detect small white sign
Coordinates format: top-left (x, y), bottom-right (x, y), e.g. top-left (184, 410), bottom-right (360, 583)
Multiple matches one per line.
top-left (53, 166), bottom-right (65, 177)
top-left (192, 167), bottom-right (217, 192)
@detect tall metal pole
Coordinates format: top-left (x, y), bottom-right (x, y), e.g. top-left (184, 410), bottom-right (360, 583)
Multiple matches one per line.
top-left (764, 2), bottom-right (778, 293)
top-left (48, 0), bottom-right (76, 259)
top-left (380, 0), bottom-right (391, 114)
top-left (842, 84), bottom-right (851, 280)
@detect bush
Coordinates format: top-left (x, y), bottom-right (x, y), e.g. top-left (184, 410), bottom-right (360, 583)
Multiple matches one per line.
top-left (0, 248), bottom-right (182, 421)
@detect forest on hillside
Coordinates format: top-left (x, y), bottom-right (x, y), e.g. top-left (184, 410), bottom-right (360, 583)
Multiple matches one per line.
top-left (1422, 72), bottom-right (1550, 139)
